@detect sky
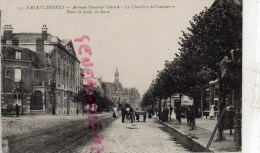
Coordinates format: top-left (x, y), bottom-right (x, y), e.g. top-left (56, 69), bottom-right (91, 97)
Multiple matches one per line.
top-left (1, 0), bottom-right (214, 97)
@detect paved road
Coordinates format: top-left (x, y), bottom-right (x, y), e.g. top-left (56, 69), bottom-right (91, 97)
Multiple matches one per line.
top-left (75, 117), bottom-right (191, 153)
top-left (4, 113), bottom-right (114, 153)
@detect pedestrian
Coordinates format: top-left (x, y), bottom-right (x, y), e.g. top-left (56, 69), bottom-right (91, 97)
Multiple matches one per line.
top-left (150, 107), bottom-right (155, 117)
top-left (209, 105), bottom-right (215, 119)
top-left (189, 107), bottom-right (196, 130)
top-left (198, 108), bottom-right (202, 118)
top-left (186, 107), bottom-right (191, 126)
top-left (170, 106), bottom-right (173, 115)
top-left (15, 104), bottom-right (20, 117)
top-left (129, 107), bottom-right (134, 123)
top-left (225, 105), bottom-right (235, 135)
top-left (147, 107), bottom-right (151, 118)
top-left (165, 107), bottom-right (169, 121)
top-left (161, 107), bottom-right (166, 121)
top-left (135, 108), bottom-right (140, 121)
top-left (161, 107), bottom-right (165, 121)
top-left (113, 105), bottom-right (118, 118)
top-left (121, 106), bottom-right (126, 123)
top-left (175, 106), bottom-right (182, 124)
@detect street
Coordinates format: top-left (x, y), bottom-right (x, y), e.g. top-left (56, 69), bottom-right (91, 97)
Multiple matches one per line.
top-left (2, 114), bottom-right (194, 153)
top-left (3, 114), bottom-right (114, 153)
top-left (74, 117), bottom-right (192, 153)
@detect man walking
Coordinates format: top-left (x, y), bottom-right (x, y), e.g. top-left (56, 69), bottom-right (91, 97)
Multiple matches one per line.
top-left (186, 107), bottom-right (191, 126)
top-left (175, 106), bottom-right (182, 124)
top-left (15, 104), bottom-right (20, 117)
top-left (121, 106), bottom-right (126, 123)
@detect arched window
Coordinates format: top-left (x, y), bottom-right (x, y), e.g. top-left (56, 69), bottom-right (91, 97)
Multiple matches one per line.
top-left (14, 68), bottom-right (21, 82)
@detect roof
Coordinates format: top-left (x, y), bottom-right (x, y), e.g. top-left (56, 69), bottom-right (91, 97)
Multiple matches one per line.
top-left (62, 39), bottom-right (71, 46)
top-left (13, 33), bottom-right (52, 43)
top-left (2, 44), bottom-right (32, 51)
top-left (10, 32), bottom-right (78, 59)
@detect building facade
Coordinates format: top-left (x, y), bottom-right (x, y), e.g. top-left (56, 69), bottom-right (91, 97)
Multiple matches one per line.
top-left (1, 25), bottom-right (82, 114)
top-left (100, 68), bottom-right (141, 108)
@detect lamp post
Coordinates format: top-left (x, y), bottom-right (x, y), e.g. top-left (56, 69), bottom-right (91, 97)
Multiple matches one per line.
top-left (231, 48), bottom-right (242, 149)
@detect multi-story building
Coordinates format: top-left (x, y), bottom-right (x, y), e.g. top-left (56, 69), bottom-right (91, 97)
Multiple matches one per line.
top-left (1, 25), bottom-right (82, 115)
top-left (101, 68), bottom-right (141, 108)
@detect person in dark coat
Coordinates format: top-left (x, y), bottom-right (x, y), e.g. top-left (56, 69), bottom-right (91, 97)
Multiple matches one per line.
top-left (189, 107), bottom-right (196, 130)
top-left (175, 106), bottom-right (182, 124)
top-left (164, 107), bottom-right (169, 121)
top-left (186, 107), bottom-right (192, 126)
top-left (161, 107), bottom-right (166, 121)
top-left (147, 107), bottom-right (152, 118)
top-left (226, 105), bottom-right (235, 135)
top-left (15, 104), bottom-right (20, 117)
top-left (121, 106), bottom-right (126, 123)
top-left (161, 107), bottom-right (165, 121)
top-left (129, 107), bottom-right (134, 123)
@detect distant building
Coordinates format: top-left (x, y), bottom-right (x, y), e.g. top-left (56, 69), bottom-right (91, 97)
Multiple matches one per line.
top-left (101, 68), bottom-right (140, 108)
top-left (1, 25), bottom-right (83, 115)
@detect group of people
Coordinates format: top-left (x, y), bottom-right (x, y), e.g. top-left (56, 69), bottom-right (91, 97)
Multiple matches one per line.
top-left (161, 107), bottom-right (172, 122)
top-left (147, 106), bottom-right (173, 122)
top-left (121, 105), bottom-right (135, 123)
top-left (147, 107), bottom-right (155, 119)
top-left (175, 106), bottom-right (196, 130)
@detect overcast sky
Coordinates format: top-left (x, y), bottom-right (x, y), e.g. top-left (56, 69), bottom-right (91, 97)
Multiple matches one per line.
top-left (1, 0), bottom-right (214, 96)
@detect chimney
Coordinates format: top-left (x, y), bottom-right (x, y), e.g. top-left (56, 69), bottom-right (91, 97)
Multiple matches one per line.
top-left (3, 25), bottom-right (13, 41)
top-left (12, 38), bottom-right (19, 46)
top-left (41, 25), bottom-right (48, 41)
top-left (36, 38), bottom-right (44, 52)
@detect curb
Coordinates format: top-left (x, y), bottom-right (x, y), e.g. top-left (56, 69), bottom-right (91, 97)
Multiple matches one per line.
top-left (155, 118), bottom-right (216, 153)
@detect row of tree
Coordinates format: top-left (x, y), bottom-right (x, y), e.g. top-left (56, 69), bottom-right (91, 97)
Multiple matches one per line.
top-left (141, 3), bottom-right (242, 141)
top-left (73, 88), bottom-right (113, 114)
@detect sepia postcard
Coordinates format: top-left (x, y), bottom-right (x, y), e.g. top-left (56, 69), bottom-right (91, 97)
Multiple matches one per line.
top-left (0, 0), bottom-right (258, 152)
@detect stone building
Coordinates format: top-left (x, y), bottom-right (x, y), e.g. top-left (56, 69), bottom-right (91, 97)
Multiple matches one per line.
top-left (101, 68), bottom-right (140, 108)
top-left (1, 25), bottom-right (82, 115)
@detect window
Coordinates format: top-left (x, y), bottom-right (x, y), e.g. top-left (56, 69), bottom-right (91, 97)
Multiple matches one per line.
top-left (15, 51), bottom-right (22, 59)
top-left (14, 68), bottom-right (22, 82)
top-left (6, 71), bottom-right (10, 77)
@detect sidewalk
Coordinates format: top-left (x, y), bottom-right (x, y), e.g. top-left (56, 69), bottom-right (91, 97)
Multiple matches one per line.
top-left (157, 113), bottom-right (241, 152)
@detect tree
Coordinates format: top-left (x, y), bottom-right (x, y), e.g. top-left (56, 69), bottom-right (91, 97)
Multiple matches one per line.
top-left (142, 2), bottom-right (241, 143)
top-left (73, 88), bottom-right (113, 114)
top-left (177, 3), bottom-right (242, 141)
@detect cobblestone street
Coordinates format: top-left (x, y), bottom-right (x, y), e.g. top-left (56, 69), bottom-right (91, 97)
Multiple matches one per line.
top-left (80, 117), bottom-right (191, 153)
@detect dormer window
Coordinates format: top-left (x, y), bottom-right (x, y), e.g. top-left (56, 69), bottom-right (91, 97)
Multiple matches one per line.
top-left (66, 45), bottom-right (72, 51)
top-left (15, 51), bottom-right (22, 59)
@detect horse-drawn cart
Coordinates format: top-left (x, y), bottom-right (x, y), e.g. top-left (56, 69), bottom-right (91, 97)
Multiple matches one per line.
top-left (135, 111), bottom-right (146, 122)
